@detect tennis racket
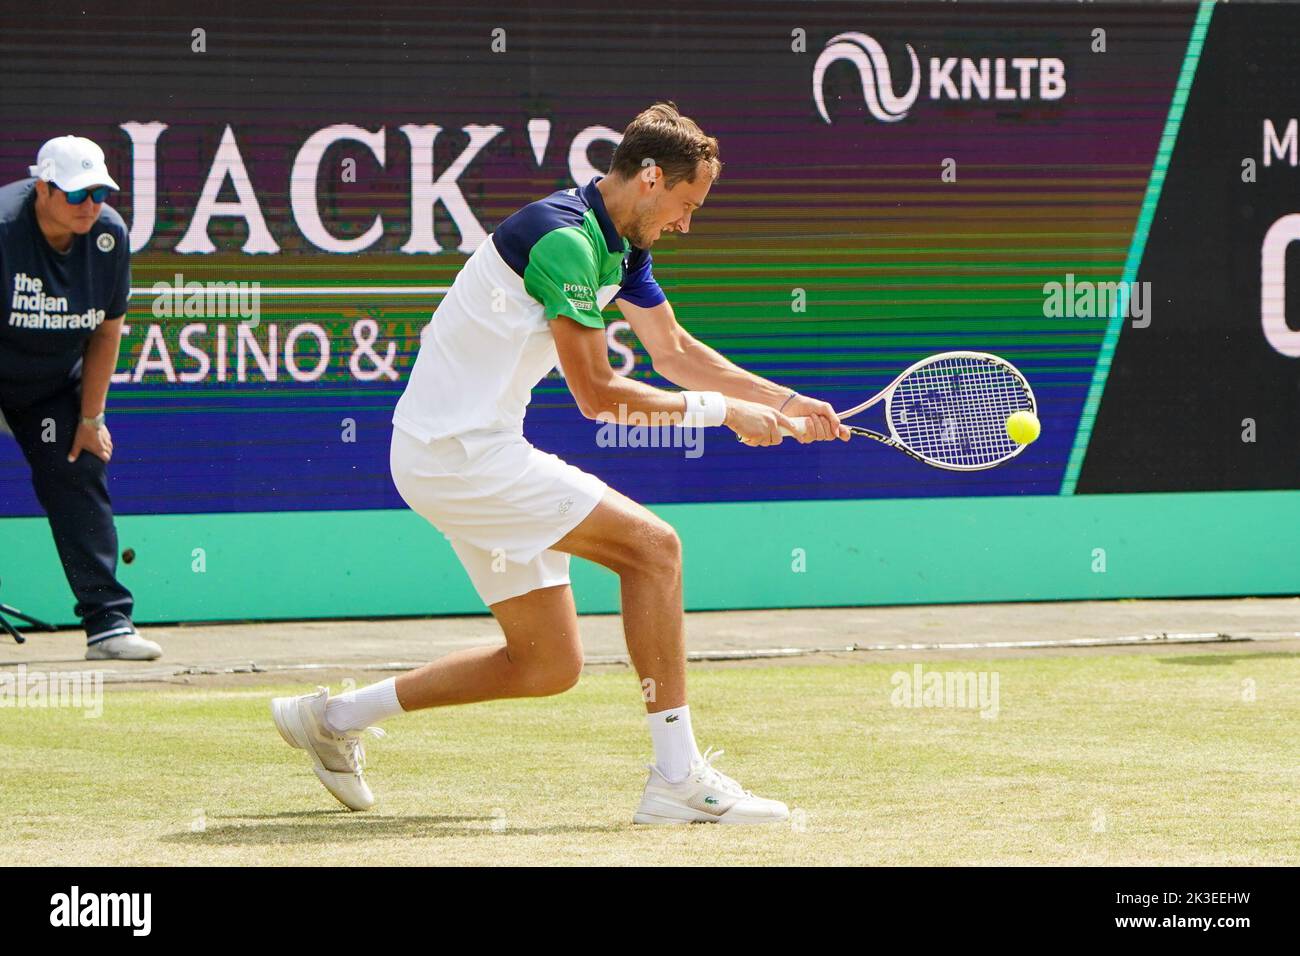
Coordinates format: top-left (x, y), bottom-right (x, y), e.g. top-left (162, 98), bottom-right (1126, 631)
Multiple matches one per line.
top-left (782, 351), bottom-right (1038, 471)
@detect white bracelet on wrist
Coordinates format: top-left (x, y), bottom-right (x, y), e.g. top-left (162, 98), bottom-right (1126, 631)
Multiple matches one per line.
top-left (679, 391), bottom-right (727, 427)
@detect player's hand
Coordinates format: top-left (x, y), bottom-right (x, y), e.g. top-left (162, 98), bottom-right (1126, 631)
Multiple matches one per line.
top-left (68, 421), bottom-right (113, 463)
top-left (725, 398), bottom-right (800, 446)
top-left (782, 393), bottom-right (851, 441)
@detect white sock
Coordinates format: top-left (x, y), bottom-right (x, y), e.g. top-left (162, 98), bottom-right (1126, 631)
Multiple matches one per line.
top-left (324, 678), bottom-right (404, 734)
top-left (647, 705), bottom-right (703, 783)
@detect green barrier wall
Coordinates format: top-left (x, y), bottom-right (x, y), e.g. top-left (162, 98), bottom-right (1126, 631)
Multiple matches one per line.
top-left (4, 490), bottom-right (1296, 626)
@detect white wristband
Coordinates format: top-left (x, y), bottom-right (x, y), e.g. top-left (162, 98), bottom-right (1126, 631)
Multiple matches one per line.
top-left (679, 391), bottom-right (727, 427)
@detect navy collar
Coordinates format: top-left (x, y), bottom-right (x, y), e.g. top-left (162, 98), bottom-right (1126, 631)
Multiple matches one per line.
top-left (581, 176), bottom-right (627, 257)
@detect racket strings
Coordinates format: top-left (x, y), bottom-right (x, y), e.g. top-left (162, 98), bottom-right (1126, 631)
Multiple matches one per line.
top-left (887, 357), bottom-right (1032, 467)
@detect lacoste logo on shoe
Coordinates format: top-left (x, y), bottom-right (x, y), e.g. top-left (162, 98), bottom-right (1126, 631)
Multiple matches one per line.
top-left (665, 714), bottom-right (679, 723)
top-left (704, 796), bottom-right (719, 805)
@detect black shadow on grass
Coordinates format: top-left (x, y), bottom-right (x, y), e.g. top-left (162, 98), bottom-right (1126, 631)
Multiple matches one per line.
top-left (160, 813), bottom-right (624, 845)
top-left (1158, 652), bottom-right (1300, 667)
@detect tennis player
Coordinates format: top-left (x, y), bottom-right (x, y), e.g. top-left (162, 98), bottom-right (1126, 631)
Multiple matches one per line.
top-left (273, 103), bottom-right (847, 824)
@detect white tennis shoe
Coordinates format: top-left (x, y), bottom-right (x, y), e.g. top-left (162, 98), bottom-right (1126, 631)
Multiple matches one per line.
top-left (633, 747), bottom-right (790, 825)
top-left (85, 630), bottom-right (162, 661)
top-left (271, 687), bottom-right (385, 811)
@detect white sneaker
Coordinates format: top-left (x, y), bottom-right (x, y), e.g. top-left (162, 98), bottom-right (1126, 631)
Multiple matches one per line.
top-left (271, 687), bottom-right (385, 811)
top-left (633, 747), bottom-right (790, 825)
top-left (85, 630), bottom-right (163, 661)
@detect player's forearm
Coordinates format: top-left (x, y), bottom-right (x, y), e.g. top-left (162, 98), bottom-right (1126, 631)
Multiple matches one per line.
top-left (80, 320), bottom-right (123, 417)
top-left (656, 336), bottom-right (790, 408)
top-left (582, 374), bottom-right (699, 425)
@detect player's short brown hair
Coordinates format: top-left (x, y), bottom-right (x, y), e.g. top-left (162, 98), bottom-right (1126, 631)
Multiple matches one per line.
top-left (608, 102), bottom-right (722, 189)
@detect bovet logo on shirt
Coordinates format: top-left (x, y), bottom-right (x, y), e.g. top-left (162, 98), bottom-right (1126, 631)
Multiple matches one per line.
top-left (563, 282), bottom-right (594, 312)
top-left (558, 497), bottom-right (574, 514)
top-left (96, 233), bottom-right (116, 252)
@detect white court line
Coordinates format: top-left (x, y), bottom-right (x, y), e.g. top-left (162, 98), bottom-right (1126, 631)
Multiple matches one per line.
top-left (846, 632), bottom-right (1258, 652)
top-left (68, 630), bottom-right (1300, 683)
top-left (130, 286), bottom-right (450, 296)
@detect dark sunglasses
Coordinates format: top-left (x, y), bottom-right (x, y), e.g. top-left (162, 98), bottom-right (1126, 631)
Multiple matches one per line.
top-left (53, 184), bottom-right (111, 205)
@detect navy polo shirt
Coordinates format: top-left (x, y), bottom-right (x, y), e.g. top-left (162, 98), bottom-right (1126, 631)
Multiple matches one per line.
top-left (0, 178), bottom-right (130, 408)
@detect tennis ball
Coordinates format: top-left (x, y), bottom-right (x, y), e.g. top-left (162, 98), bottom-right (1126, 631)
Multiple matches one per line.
top-left (1005, 410), bottom-right (1041, 445)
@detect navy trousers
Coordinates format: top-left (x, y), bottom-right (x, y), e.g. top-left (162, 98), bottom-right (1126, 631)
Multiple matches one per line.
top-left (1, 379), bottom-right (134, 641)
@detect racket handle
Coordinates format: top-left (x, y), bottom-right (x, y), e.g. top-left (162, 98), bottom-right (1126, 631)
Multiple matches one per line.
top-left (778, 417), bottom-right (810, 438)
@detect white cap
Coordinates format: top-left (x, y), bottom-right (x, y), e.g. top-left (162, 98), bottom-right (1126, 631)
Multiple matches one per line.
top-left (28, 135), bottom-right (120, 192)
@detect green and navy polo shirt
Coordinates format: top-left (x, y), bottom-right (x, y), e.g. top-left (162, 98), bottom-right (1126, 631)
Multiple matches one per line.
top-left (393, 176), bottom-right (667, 441)
top-left (493, 175), bottom-right (666, 326)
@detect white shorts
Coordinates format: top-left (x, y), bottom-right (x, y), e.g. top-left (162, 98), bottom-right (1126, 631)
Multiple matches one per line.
top-left (389, 424), bottom-right (607, 606)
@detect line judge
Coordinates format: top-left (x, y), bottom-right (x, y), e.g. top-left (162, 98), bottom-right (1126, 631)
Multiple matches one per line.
top-left (0, 135), bottom-right (161, 660)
